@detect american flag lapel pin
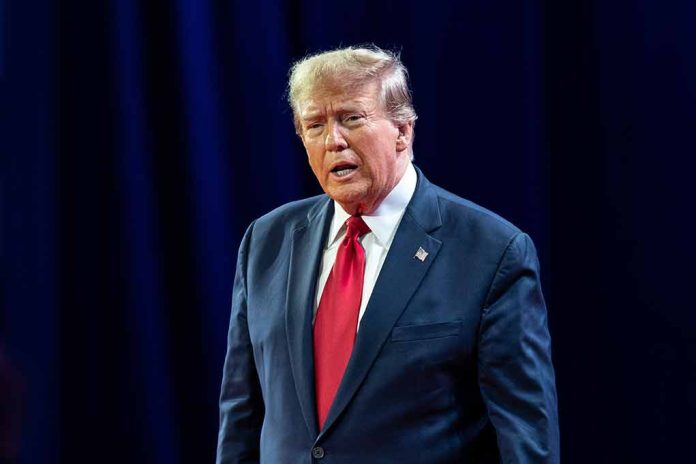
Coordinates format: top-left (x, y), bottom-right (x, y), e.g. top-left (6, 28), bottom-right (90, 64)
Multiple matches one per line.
top-left (414, 247), bottom-right (428, 262)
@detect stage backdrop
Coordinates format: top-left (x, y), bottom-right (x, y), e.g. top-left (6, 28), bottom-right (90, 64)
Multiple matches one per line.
top-left (2, 0), bottom-right (694, 463)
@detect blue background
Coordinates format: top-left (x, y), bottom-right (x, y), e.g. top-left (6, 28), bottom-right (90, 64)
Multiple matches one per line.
top-left (1, 0), bottom-right (695, 462)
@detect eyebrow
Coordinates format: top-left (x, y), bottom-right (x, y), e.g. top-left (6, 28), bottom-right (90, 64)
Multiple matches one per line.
top-left (301, 104), bottom-right (366, 121)
top-left (300, 112), bottom-right (322, 121)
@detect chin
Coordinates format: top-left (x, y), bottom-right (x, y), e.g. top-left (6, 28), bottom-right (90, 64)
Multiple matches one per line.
top-left (328, 184), bottom-right (361, 201)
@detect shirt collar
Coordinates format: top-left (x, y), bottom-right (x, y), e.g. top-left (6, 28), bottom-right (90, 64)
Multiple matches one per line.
top-left (326, 162), bottom-right (417, 249)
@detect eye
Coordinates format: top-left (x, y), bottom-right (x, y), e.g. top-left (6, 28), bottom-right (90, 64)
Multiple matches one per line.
top-left (305, 122), bottom-right (324, 133)
top-left (343, 114), bottom-right (363, 124)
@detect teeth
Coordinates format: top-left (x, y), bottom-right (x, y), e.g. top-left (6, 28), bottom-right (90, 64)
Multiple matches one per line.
top-left (335, 168), bottom-right (355, 177)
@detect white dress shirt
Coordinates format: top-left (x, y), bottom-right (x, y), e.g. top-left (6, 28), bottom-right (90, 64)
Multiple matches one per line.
top-left (313, 162), bottom-right (417, 331)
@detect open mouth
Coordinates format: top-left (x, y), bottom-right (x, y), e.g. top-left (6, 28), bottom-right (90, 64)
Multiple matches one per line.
top-left (330, 163), bottom-right (358, 178)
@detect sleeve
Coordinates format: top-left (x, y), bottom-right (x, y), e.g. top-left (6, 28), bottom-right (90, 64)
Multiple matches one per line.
top-left (216, 222), bottom-right (264, 464)
top-left (478, 232), bottom-right (560, 463)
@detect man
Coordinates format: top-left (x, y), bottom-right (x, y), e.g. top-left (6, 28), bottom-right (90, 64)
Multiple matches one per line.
top-left (217, 45), bottom-right (559, 463)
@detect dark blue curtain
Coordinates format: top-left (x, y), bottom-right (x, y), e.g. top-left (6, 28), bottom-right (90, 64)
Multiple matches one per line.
top-left (2, 1), bottom-right (694, 462)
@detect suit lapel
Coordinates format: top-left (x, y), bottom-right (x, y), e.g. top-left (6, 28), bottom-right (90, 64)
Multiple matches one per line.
top-left (319, 169), bottom-right (444, 436)
top-left (285, 198), bottom-right (333, 438)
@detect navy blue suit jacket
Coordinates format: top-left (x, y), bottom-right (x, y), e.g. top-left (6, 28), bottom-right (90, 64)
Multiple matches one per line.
top-left (217, 168), bottom-right (559, 463)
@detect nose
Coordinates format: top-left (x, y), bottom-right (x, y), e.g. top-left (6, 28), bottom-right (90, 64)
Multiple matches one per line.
top-left (325, 121), bottom-right (347, 152)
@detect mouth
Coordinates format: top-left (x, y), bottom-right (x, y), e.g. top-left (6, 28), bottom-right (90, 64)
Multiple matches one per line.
top-left (330, 162), bottom-right (359, 178)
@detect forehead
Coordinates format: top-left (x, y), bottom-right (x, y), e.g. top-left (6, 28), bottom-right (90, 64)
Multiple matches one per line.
top-left (298, 80), bottom-right (382, 118)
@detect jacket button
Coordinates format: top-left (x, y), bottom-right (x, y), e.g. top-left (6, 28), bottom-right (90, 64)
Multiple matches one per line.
top-left (311, 446), bottom-right (325, 459)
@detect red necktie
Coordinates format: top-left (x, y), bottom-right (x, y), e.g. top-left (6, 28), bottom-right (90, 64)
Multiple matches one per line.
top-left (313, 215), bottom-right (371, 429)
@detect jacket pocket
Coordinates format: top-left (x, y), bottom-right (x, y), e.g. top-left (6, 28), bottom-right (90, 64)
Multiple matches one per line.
top-left (391, 321), bottom-right (462, 342)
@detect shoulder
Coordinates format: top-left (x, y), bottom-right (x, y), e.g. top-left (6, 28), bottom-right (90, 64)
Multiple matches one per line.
top-left (420, 178), bottom-right (523, 250)
top-left (254, 194), bottom-right (328, 230)
top-left (242, 194), bottom-right (329, 246)
top-left (410, 174), bottom-right (535, 276)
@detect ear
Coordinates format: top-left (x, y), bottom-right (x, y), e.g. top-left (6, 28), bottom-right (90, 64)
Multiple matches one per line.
top-left (395, 121), bottom-right (414, 152)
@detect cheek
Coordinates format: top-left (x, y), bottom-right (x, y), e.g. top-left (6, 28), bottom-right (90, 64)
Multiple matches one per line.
top-left (309, 156), bottom-right (331, 188)
top-left (308, 156), bottom-right (323, 177)
top-left (305, 145), bottom-right (323, 169)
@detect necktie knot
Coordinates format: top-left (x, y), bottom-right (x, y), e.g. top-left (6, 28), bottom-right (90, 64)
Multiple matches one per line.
top-left (345, 215), bottom-right (370, 240)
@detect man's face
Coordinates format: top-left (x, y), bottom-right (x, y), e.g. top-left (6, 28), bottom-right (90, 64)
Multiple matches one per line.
top-left (298, 80), bottom-right (412, 215)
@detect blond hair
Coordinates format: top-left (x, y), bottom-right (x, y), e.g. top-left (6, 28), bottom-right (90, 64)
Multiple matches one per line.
top-left (288, 45), bottom-right (417, 134)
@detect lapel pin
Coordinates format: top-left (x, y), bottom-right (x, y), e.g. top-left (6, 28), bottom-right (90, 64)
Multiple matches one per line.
top-left (414, 247), bottom-right (429, 262)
